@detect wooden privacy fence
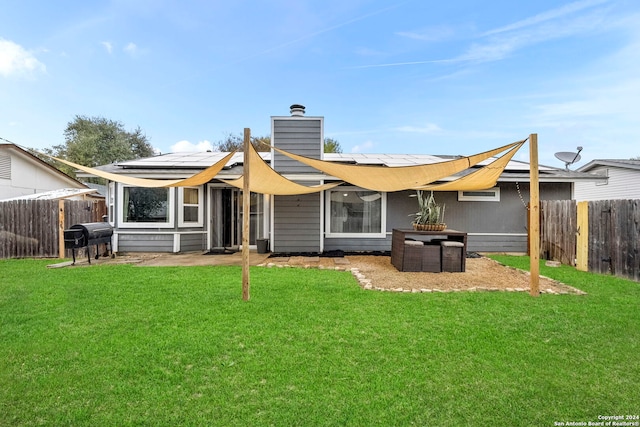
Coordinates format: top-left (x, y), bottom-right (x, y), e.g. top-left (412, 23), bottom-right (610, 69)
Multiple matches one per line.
top-left (540, 199), bottom-right (640, 282)
top-left (540, 200), bottom-right (577, 267)
top-left (0, 199), bottom-right (107, 259)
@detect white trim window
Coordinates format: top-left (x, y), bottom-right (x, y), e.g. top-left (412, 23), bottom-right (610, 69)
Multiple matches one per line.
top-left (326, 187), bottom-right (386, 238)
top-left (595, 168), bottom-right (609, 186)
top-left (178, 186), bottom-right (203, 227)
top-left (118, 186), bottom-right (175, 228)
top-left (108, 182), bottom-right (116, 224)
top-left (458, 187), bottom-right (501, 202)
top-left (0, 155), bottom-right (10, 179)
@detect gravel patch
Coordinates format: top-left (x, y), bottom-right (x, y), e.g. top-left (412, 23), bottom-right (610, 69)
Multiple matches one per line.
top-left (264, 255), bottom-right (585, 295)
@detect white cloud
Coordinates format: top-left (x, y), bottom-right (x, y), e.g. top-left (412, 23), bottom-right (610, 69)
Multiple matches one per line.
top-left (395, 26), bottom-right (454, 42)
top-left (354, 47), bottom-right (385, 57)
top-left (170, 140), bottom-right (214, 153)
top-left (124, 42), bottom-right (138, 56)
top-left (351, 140), bottom-right (375, 153)
top-left (354, 0), bottom-right (611, 69)
top-left (0, 38), bottom-right (46, 78)
top-left (101, 41), bottom-right (113, 54)
top-left (529, 16), bottom-right (640, 125)
top-left (482, 0), bottom-right (610, 36)
top-left (459, 7), bottom-right (609, 63)
top-left (395, 123), bottom-right (442, 134)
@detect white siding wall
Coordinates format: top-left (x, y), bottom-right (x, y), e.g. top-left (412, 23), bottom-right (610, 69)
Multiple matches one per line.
top-left (0, 150), bottom-right (84, 200)
top-left (574, 166), bottom-right (640, 201)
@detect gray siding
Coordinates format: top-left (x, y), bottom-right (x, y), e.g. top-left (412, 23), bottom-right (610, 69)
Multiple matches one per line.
top-left (321, 183), bottom-right (571, 254)
top-left (272, 118), bottom-right (322, 174)
top-left (117, 233), bottom-right (173, 252)
top-left (273, 192), bottom-right (321, 253)
top-left (388, 183), bottom-right (570, 233)
top-left (324, 236), bottom-right (391, 252)
top-left (467, 234), bottom-right (528, 253)
top-left (180, 233), bottom-right (206, 252)
top-left (323, 235), bottom-right (528, 253)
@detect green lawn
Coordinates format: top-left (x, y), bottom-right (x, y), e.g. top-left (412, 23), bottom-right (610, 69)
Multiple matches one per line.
top-left (1, 257), bottom-right (638, 426)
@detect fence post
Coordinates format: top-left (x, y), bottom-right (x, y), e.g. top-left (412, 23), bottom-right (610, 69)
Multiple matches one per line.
top-left (576, 201), bottom-right (589, 271)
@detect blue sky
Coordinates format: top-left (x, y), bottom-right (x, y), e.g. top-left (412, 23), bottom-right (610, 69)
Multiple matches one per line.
top-left (1, 0), bottom-right (639, 168)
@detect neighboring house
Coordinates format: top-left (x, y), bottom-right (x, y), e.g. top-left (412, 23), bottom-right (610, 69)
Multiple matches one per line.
top-left (85, 105), bottom-right (602, 254)
top-left (574, 159), bottom-right (640, 201)
top-left (0, 142), bottom-right (92, 201)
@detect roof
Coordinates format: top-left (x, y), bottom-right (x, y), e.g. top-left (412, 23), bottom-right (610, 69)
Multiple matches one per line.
top-left (2, 188), bottom-right (100, 201)
top-left (577, 159), bottom-right (640, 173)
top-left (114, 150), bottom-right (560, 170)
top-left (78, 149), bottom-right (601, 184)
top-left (117, 151), bottom-right (251, 168)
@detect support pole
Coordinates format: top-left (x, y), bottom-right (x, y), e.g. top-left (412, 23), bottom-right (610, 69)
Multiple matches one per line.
top-left (529, 134), bottom-right (540, 296)
top-left (242, 128), bottom-right (251, 301)
top-left (58, 200), bottom-right (65, 259)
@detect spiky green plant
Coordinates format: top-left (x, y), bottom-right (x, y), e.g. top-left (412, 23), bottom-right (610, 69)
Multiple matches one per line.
top-left (411, 190), bottom-right (446, 225)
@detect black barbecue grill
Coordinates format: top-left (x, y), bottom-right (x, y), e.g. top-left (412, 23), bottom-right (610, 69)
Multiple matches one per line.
top-left (64, 222), bottom-right (113, 264)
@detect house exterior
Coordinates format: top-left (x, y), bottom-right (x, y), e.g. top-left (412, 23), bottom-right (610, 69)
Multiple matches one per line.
top-left (89, 105), bottom-right (602, 254)
top-left (0, 142), bottom-right (92, 201)
top-left (574, 159), bottom-right (640, 201)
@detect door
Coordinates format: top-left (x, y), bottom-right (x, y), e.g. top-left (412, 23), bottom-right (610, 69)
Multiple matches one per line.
top-left (210, 188), bottom-right (264, 249)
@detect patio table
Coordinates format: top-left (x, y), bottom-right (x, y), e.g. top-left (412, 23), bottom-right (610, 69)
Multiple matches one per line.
top-left (391, 228), bottom-right (467, 272)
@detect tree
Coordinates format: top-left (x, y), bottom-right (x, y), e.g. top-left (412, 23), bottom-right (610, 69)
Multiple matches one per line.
top-left (324, 137), bottom-right (342, 153)
top-left (215, 134), bottom-right (342, 153)
top-left (44, 115), bottom-right (155, 179)
top-left (215, 133), bottom-right (270, 152)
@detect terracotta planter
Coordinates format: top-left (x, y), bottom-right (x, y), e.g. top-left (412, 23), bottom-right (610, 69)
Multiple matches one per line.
top-left (412, 223), bottom-right (447, 231)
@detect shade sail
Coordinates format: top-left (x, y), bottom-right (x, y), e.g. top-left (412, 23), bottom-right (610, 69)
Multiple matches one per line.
top-left (273, 140), bottom-right (525, 192)
top-left (42, 152), bottom-right (237, 188)
top-left (416, 142), bottom-right (524, 191)
top-left (169, 151), bottom-right (236, 187)
top-left (38, 138), bottom-right (526, 194)
top-left (222, 142), bottom-right (341, 195)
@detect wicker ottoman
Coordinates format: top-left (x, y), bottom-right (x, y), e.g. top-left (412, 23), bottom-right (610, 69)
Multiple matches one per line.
top-left (441, 241), bottom-right (465, 272)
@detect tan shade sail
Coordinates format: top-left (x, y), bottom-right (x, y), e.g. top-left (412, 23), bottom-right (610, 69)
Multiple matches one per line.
top-left (222, 142), bottom-right (342, 195)
top-left (416, 142), bottom-right (524, 191)
top-left (169, 151), bottom-right (236, 187)
top-left (273, 140), bottom-right (525, 192)
top-left (42, 152), bottom-right (236, 188)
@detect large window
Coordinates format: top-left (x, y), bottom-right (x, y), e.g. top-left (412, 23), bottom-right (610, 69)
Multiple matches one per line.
top-left (326, 188), bottom-right (385, 237)
top-left (178, 187), bottom-right (203, 226)
top-left (120, 187), bottom-right (174, 228)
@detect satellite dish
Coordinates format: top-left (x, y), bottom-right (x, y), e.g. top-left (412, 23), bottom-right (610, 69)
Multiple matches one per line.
top-left (554, 146), bottom-right (583, 170)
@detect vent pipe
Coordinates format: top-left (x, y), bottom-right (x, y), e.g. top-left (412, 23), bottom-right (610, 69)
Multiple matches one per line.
top-left (290, 104), bottom-right (305, 116)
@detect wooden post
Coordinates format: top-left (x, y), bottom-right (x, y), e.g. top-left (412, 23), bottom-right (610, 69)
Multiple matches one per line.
top-left (58, 199), bottom-right (65, 259)
top-left (242, 128), bottom-right (251, 301)
top-left (576, 201), bottom-right (589, 271)
top-left (529, 134), bottom-right (540, 296)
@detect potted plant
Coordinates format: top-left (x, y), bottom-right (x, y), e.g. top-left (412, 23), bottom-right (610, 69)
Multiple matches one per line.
top-left (410, 190), bottom-right (446, 231)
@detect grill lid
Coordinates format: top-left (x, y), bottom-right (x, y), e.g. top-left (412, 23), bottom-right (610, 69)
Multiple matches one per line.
top-left (69, 222), bottom-right (114, 240)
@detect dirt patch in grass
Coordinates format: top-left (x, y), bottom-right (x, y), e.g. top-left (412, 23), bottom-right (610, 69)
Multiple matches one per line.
top-left (275, 255), bottom-right (584, 295)
top-left (101, 252), bottom-right (583, 295)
